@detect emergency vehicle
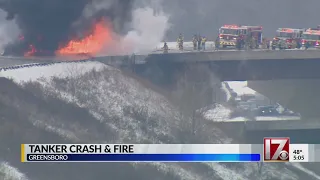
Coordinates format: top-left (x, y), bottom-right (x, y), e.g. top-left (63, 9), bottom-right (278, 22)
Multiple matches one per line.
top-left (218, 24), bottom-right (263, 49)
top-left (272, 28), bottom-right (304, 49)
top-left (301, 28), bottom-right (320, 48)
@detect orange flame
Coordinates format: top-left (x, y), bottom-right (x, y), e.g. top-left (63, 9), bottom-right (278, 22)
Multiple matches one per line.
top-left (24, 44), bottom-right (36, 57)
top-left (56, 20), bottom-right (112, 56)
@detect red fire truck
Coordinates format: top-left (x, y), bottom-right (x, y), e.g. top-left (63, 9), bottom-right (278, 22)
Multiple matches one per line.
top-left (301, 28), bottom-right (320, 48)
top-left (272, 28), bottom-right (304, 49)
top-left (217, 24), bottom-right (263, 49)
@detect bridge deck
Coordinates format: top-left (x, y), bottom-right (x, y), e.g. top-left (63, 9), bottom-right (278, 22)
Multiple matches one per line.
top-left (1, 48), bottom-right (320, 67)
top-left (2, 48), bottom-right (320, 81)
top-left (145, 49), bottom-right (320, 63)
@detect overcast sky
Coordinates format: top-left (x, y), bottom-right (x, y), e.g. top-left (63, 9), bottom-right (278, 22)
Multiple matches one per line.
top-left (148, 0), bottom-right (319, 40)
top-left (1, 0), bottom-right (319, 42)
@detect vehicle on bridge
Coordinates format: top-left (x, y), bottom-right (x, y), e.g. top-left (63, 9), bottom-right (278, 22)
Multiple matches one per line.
top-left (301, 28), bottom-right (320, 48)
top-left (217, 24), bottom-right (263, 50)
top-left (271, 28), bottom-right (304, 50)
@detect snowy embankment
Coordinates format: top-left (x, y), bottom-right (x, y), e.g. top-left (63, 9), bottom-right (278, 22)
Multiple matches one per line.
top-left (0, 162), bottom-right (29, 180)
top-left (0, 61), bottom-right (318, 180)
top-left (200, 104), bottom-right (232, 122)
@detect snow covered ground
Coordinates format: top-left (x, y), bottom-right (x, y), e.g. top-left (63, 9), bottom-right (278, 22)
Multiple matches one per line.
top-left (0, 61), bottom-right (318, 180)
top-left (1, 62), bottom-right (104, 82)
top-left (0, 162), bottom-right (29, 180)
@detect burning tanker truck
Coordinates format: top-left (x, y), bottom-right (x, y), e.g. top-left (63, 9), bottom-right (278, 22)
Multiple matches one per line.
top-left (0, 0), bottom-right (134, 57)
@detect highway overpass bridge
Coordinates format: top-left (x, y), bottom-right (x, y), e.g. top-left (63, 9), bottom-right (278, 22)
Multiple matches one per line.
top-left (110, 49), bottom-right (320, 119)
top-left (1, 49), bottom-right (320, 120)
top-left (130, 49), bottom-right (320, 81)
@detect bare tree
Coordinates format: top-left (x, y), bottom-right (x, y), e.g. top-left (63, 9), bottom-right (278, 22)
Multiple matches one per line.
top-left (171, 63), bottom-right (221, 135)
top-left (64, 63), bottom-right (86, 100)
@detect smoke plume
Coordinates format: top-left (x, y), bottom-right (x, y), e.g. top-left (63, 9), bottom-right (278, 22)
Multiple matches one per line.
top-left (114, 7), bottom-right (170, 55)
top-left (0, 0), bottom-right (134, 56)
top-left (102, 0), bottom-right (170, 55)
top-left (0, 9), bottom-right (19, 53)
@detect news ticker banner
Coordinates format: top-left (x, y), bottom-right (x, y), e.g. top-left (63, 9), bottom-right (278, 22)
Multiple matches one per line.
top-left (20, 142), bottom-right (320, 162)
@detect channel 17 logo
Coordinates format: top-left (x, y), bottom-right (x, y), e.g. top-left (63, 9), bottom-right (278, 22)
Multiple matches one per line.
top-left (264, 137), bottom-right (290, 162)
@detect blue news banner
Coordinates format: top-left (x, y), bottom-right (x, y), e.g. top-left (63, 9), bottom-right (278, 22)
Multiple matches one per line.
top-left (26, 154), bottom-right (260, 162)
top-left (22, 144), bottom-right (263, 162)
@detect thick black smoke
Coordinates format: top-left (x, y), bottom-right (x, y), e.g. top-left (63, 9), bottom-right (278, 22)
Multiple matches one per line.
top-left (0, 0), bottom-right (134, 56)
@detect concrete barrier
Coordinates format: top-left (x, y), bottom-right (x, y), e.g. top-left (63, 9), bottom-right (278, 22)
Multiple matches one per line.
top-left (0, 58), bottom-right (93, 72)
top-left (145, 49), bottom-right (320, 63)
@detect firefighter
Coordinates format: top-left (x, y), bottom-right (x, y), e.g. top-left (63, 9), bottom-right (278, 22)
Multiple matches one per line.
top-left (177, 33), bottom-right (184, 50)
top-left (244, 36), bottom-right (251, 50)
top-left (192, 35), bottom-right (198, 50)
top-left (215, 36), bottom-right (220, 50)
top-left (201, 36), bottom-right (207, 50)
top-left (278, 39), bottom-right (286, 50)
top-left (250, 36), bottom-right (256, 49)
top-left (296, 39), bottom-right (302, 49)
top-left (236, 38), bottom-right (241, 50)
top-left (163, 42), bottom-right (168, 53)
top-left (262, 38), bottom-right (268, 49)
top-left (197, 35), bottom-right (202, 50)
top-left (237, 36), bottom-right (245, 50)
top-left (267, 39), bottom-right (270, 49)
top-left (305, 41), bottom-right (310, 49)
top-left (271, 37), bottom-right (278, 50)
top-left (292, 40), bottom-right (297, 49)
top-left (242, 38), bottom-right (246, 49)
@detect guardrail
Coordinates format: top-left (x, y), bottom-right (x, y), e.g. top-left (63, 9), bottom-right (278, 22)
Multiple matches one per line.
top-left (0, 59), bottom-right (94, 72)
top-left (0, 54), bottom-right (142, 73)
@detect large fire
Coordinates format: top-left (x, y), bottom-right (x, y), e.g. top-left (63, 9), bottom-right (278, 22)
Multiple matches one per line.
top-left (24, 44), bottom-right (36, 57)
top-left (56, 20), bottom-right (112, 56)
top-left (23, 20), bottom-right (113, 57)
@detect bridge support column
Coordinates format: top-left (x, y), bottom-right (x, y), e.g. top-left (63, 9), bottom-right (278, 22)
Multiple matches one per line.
top-left (248, 79), bottom-right (320, 119)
